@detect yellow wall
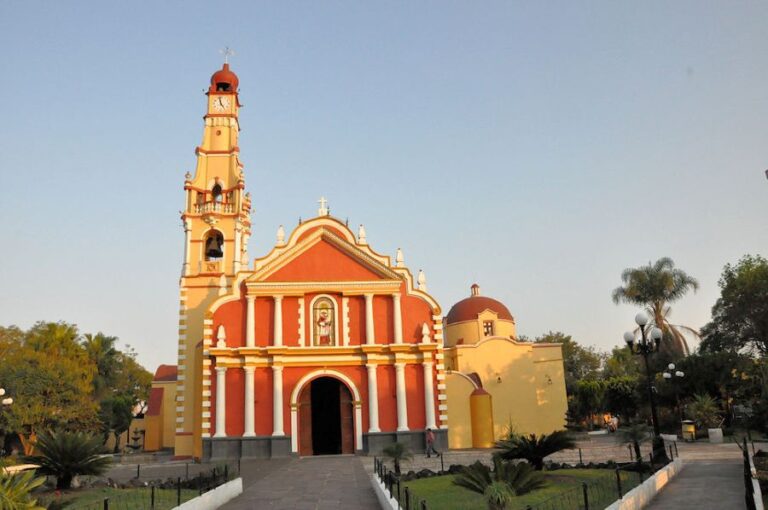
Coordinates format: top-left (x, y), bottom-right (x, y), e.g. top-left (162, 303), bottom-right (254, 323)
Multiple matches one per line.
top-left (446, 373), bottom-right (475, 449)
top-left (445, 337), bottom-right (567, 448)
top-left (160, 381), bottom-right (177, 449)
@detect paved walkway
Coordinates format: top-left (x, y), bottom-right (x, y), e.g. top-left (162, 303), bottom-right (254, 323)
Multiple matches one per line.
top-left (646, 442), bottom-right (747, 510)
top-left (220, 455), bottom-right (379, 510)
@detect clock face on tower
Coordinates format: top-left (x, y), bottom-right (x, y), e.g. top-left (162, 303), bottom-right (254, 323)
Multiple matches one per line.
top-left (212, 96), bottom-right (230, 112)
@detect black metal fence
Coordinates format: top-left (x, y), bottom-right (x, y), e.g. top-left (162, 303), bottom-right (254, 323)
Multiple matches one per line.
top-left (51, 463), bottom-right (237, 510)
top-left (373, 457), bottom-right (429, 510)
top-left (374, 445), bottom-right (678, 510)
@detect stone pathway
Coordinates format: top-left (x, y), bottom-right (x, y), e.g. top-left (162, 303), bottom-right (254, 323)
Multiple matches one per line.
top-left (645, 442), bottom-right (748, 510)
top-left (220, 455), bottom-right (379, 510)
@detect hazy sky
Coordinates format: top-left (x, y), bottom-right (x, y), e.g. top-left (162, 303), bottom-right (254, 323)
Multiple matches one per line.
top-left (1, 1), bottom-right (766, 372)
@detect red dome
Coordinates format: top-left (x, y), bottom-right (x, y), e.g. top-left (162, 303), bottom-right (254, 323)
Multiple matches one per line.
top-left (445, 285), bottom-right (514, 324)
top-left (209, 63), bottom-right (239, 93)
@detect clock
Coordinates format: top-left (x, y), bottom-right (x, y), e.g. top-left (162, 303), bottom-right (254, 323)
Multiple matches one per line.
top-left (212, 96), bottom-right (230, 112)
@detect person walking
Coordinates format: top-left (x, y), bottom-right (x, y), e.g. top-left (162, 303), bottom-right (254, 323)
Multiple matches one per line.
top-left (425, 428), bottom-right (438, 458)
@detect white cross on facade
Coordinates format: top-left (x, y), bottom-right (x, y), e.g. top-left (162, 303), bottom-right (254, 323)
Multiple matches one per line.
top-left (318, 196), bottom-right (329, 216)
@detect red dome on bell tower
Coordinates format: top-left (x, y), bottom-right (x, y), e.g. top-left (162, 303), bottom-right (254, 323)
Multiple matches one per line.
top-left (209, 63), bottom-right (239, 93)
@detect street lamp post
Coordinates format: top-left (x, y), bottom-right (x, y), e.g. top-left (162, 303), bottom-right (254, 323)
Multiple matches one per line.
top-left (663, 363), bottom-right (685, 424)
top-left (624, 311), bottom-right (670, 464)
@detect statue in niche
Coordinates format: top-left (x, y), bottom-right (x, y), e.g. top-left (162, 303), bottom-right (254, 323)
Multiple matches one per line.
top-left (313, 298), bottom-right (335, 346)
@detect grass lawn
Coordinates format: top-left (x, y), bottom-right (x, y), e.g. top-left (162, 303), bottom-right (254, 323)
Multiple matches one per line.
top-left (401, 469), bottom-right (640, 510)
top-left (36, 486), bottom-right (199, 510)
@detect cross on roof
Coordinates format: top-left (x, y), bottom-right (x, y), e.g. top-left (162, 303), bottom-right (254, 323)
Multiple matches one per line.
top-left (220, 46), bottom-right (235, 64)
top-left (318, 196), bottom-right (329, 216)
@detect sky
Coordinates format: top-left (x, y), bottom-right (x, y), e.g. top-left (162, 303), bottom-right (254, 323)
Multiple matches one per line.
top-left (1, 1), bottom-right (767, 372)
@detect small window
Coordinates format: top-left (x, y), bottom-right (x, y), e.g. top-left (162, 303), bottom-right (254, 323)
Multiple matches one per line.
top-left (483, 321), bottom-right (494, 337)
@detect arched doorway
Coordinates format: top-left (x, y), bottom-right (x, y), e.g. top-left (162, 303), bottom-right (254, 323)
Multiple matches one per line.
top-left (298, 377), bottom-right (354, 456)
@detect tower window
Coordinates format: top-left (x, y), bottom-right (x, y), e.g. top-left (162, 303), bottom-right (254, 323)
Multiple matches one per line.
top-left (483, 321), bottom-right (494, 337)
top-left (204, 231), bottom-right (224, 261)
top-left (212, 184), bottom-right (223, 203)
top-left (216, 82), bottom-right (231, 92)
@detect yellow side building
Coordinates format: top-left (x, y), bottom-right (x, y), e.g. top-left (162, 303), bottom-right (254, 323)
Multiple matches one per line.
top-left (444, 285), bottom-right (568, 449)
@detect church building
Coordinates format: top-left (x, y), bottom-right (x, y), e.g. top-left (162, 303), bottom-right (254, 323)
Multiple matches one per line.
top-left (164, 63), bottom-right (566, 460)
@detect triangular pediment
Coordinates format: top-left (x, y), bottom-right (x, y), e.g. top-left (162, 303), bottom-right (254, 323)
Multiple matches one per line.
top-left (248, 228), bottom-right (402, 283)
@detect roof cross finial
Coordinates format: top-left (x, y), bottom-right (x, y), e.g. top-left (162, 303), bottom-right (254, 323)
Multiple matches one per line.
top-left (220, 46), bottom-right (235, 64)
top-left (318, 196), bottom-right (329, 216)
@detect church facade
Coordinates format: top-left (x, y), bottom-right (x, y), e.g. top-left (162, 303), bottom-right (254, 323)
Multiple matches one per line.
top-left (167, 63), bottom-right (566, 460)
top-left (173, 63), bottom-right (447, 460)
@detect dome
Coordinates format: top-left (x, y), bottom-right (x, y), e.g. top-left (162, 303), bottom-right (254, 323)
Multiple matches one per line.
top-left (209, 63), bottom-right (239, 93)
top-left (445, 284), bottom-right (514, 324)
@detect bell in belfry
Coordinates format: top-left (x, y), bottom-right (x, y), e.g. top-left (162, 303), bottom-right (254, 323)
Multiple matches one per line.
top-left (205, 234), bottom-right (224, 259)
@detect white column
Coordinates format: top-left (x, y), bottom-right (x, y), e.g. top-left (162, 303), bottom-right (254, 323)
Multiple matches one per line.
top-left (392, 293), bottom-right (403, 344)
top-left (243, 366), bottom-right (255, 437)
top-left (364, 293), bottom-right (375, 345)
top-left (423, 361), bottom-right (437, 429)
top-left (395, 362), bottom-right (409, 431)
top-left (214, 366), bottom-right (227, 437)
top-left (272, 366), bottom-right (284, 436)
top-left (245, 295), bottom-right (256, 347)
top-left (182, 220), bottom-right (191, 276)
top-left (273, 296), bottom-right (283, 346)
top-left (366, 364), bottom-right (380, 433)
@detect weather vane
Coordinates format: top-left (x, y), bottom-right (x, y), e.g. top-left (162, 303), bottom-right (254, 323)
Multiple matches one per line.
top-left (220, 47), bottom-right (235, 64)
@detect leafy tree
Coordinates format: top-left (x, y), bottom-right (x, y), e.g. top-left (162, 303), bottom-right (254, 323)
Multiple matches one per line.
top-left (534, 332), bottom-right (603, 392)
top-left (496, 431), bottom-right (576, 470)
top-left (381, 442), bottom-right (412, 476)
top-left (603, 376), bottom-right (640, 420)
top-left (612, 257), bottom-right (700, 357)
top-left (453, 456), bottom-right (545, 509)
top-left (0, 326), bottom-right (98, 454)
top-left (0, 470), bottom-right (45, 510)
top-left (700, 255), bottom-right (768, 356)
top-left (23, 431), bottom-right (112, 490)
top-left (99, 395), bottom-right (135, 453)
top-left (570, 380), bottom-right (606, 427)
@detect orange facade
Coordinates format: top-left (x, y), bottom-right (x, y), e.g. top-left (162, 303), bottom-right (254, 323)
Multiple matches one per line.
top-left (201, 220), bottom-right (448, 458)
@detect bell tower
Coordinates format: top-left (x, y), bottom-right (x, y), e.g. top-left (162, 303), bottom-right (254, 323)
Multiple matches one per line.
top-left (175, 62), bottom-right (251, 459)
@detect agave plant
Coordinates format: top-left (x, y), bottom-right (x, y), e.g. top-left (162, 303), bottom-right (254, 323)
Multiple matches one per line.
top-left (620, 423), bottom-right (650, 462)
top-left (381, 442), bottom-right (412, 476)
top-left (454, 456), bottom-right (545, 509)
top-left (496, 430), bottom-right (576, 470)
top-left (687, 394), bottom-right (722, 429)
top-left (0, 470), bottom-right (45, 510)
top-left (483, 481), bottom-right (513, 510)
top-left (23, 431), bottom-right (112, 490)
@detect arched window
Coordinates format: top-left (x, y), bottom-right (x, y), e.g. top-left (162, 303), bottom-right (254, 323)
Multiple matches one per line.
top-left (212, 184), bottom-right (223, 203)
top-left (312, 297), bottom-right (336, 346)
top-left (204, 230), bottom-right (224, 261)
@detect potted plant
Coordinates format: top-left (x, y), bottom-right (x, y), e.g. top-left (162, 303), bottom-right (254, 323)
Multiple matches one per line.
top-left (687, 394), bottom-right (723, 443)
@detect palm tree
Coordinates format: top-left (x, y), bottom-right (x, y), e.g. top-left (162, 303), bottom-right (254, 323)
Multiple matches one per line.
top-left (495, 431), bottom-right (576, 470)
top-left (0, 470), bottom-right (45, 509)
top-left (612, 257), bottom-right (700, 357)
top-left (453, 456), bottom-right (546, 510)
top-left (82, 333), bottom-right (120, 401)
top-left (23, 431), bottom-right (112, 489)
top-left (381, 442), bottom-right (412, 476)
top-left (620, 423), bottom-right (650, 462)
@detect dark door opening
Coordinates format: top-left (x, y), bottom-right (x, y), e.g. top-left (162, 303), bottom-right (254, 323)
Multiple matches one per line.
top-left (311, 377), bottom-right (342, 455)
top-left (299, 376), bottom-right (355, 456)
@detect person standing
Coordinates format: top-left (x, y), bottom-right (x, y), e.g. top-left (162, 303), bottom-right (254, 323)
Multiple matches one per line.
top-left (425, 428), bottom-right (438, 458)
